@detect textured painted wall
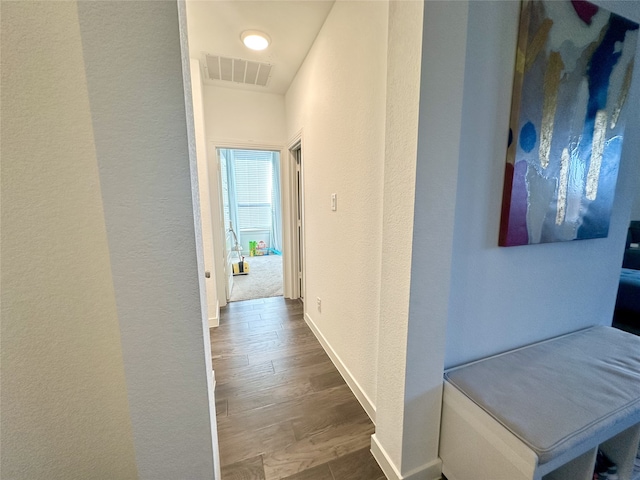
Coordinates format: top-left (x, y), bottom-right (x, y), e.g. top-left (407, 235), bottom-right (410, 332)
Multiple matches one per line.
top-left (185, 45), bottom-right (222, 480)
top-left (1, 2), bottom-right (139, 478)
top-left (191, 59), bottom-right (220, 327)
top-left (203, 86), bottom-right (286, 147)
top-left (445, 0), bottom-right (640, 368)
top-left (77, 2), bottom-right (217, 478)
top-left (373, 0), bottom-right (423, 474)
top-left (285, 0), bottom-right (388, 410)
top-left (400, 2), bottom-right (469, 476)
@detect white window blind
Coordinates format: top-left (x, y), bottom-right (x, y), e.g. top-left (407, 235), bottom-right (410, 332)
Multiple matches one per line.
top-left (232, 150), bottom-right (273, 231)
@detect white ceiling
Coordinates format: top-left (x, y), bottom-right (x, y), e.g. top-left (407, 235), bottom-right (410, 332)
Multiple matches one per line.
top-left (185, 1), bottom-right (335, 94)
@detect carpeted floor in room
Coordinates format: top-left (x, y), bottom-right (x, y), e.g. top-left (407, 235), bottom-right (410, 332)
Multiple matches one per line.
top-left (230, 254), bottom-right (284, 302)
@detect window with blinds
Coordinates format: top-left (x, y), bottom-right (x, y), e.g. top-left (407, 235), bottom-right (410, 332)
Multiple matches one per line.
top-left (232, 150), bottom-right (274, 231)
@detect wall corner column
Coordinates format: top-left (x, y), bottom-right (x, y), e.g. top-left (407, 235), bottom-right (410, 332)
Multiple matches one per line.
top-left (374, 2), bottom-right (469, 479)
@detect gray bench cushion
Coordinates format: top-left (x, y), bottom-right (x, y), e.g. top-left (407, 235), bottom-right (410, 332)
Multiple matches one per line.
top-left (444, 326), bottom-right (640, 465)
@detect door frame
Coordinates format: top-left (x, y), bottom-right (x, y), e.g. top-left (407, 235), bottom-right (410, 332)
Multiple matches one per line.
top-left (215, 148), bottom-right (235, 303)
top-left (208, 140), bottom-right (298, 301)
top-left (284, 132), bottom-right (305, 300)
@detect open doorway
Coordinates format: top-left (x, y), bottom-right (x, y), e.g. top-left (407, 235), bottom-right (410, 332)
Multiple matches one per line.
top-left (217, 148), bottom-right (283, 302)
top-left (611, 176), bottom-right (640, 336)
top-left (613, 219), bottom-right (640, 336)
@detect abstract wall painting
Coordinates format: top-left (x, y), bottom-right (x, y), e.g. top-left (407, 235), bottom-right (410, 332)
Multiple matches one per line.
top-left (499, 0), bottom-right (639, 247)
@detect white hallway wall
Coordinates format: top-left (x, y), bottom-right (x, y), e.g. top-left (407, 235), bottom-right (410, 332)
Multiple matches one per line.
top-left (374, 0), bottom-right (424, 474)
top-left (2, 2), bottom-right (219, 479)
top-left (191, 59), bottom-right (221, 328)
top-left (285, 0), bottom-right (388, 416)
top-left (1, 3), bottom-right (139, 478)
top-left (77, 2), bottom-right (218, 477)
top-left (203, 85), bottom-right (287, 147)
top-left (374, 2), bottom-right (470, 478)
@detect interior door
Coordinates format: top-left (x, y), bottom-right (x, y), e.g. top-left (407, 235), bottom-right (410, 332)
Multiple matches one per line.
top-left (218, 150), bottom-right (234, 300)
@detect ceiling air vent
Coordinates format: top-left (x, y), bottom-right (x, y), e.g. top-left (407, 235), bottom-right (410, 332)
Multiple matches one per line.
top-left (204, 54), bottom-right (273, 87)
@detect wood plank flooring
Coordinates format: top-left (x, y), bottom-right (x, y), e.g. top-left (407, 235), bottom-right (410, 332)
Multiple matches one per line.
top-left (211, 297), bottom-right (385, 480)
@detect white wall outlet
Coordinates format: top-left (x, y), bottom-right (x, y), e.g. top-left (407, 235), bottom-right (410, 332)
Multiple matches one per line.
top-left (331, 193), bottom-right (337, 211)
top-left (316, 297), bottom-right (322, 312)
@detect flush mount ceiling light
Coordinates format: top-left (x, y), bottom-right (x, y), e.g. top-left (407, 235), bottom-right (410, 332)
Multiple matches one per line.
top-left (241, 30), bottom-right (271, 51)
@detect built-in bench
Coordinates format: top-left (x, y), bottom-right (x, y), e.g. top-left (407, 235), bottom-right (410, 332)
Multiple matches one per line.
top-left (439, 326), bottom-right (640, 480)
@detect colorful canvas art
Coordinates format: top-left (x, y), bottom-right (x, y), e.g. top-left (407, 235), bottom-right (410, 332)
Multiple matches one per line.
top-left (499, 0), bottom-right (639, 246)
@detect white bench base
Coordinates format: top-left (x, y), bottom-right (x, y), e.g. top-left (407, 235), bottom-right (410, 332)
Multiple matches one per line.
top-left (440, 381), bottom-right (640, 480)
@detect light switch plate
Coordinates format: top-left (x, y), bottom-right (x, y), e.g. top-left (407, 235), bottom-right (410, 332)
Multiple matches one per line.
top-left (331, 193), bottom-right (337, 211)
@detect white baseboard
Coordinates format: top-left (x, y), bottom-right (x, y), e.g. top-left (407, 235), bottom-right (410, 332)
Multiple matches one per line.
top-left (371, 434), bottom-right (442, 480)
top-left (304, 312), bottom-right (376, 422)
top-left (371, 435), bottom-right (404, 480)
top-left (209, 301), bottom-right (220, 328)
